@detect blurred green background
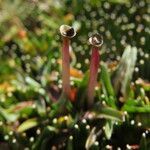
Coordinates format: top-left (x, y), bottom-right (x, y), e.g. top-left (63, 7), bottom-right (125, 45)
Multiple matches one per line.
top-left (0, 0), bottom-right (149, 82)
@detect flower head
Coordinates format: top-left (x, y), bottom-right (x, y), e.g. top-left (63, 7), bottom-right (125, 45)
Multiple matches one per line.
top-left (89, 33), bottom-right (103, 47)
top-left (60, 25), bottom-right (76, 38)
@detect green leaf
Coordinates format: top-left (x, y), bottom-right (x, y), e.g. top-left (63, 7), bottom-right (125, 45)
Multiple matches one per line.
top-left (135, 113), bottom-right (150, 128)
top-left (35, 99), bottom-right (46, 116)
top-left (108, 0), bottom-right (129, 4)
top-left (17, 118), bottom-right (39, 132)
top-left (66, 136), bottom-right (73, 150)
top-left (139, 133), bottom-right (147, 150)
top-left (112, 45), bottom-right (137, 100)
top-left (25, 76), bottom-right (41, 89)
top-left (101, 63), bottom-right (115, 97)
top-left (104, 120), bottom-right (114, 139)
top-left (100, 63), bottom-right (116, 108)
top-left (122, 105), bottom-right (150, 113)
top-left (50, 96), bottom-right (73, 118)
top-left (32, 126), bottom-right (58, 150)
top-left (77, 71), bottom-right (89, 98)
top-left (76, 71), bottom-right (89, 108)
top-left (0, 107), bottom-right (18, 122)
top-left (85, 127), bottom-right (96, 150)
top-left (17, 107), bottom-right (37, 120)
top-left (94, 106), bottom-right (123, 122)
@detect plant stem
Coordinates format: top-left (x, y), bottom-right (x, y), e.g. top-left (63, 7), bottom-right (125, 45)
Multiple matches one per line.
top-left (87, 46), bottom-right (100, 107)
top-left (62, 37), bottom-right (71, 97)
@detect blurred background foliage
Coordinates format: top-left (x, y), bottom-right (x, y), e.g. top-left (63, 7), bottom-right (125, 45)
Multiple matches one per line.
top-left (0, 0), bottom-right (149, 78)
top-left (0, 0), bottom-right (149, 149)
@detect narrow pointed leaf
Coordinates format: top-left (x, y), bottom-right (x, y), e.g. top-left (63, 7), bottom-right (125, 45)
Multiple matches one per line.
top-left (101, 63), bottom-right (115, 97)
top-left (17, 118), bottom-right (39, 132)
top-left (112, 45), bottom-right (137, 99)
top-left (95, 106), bottom-right (124, 122)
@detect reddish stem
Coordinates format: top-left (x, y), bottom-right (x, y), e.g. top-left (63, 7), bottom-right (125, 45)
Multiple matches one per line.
top-left (87, 46), bottom-right (100, 107)
top-left (62, 37), bottom-right (71, 97)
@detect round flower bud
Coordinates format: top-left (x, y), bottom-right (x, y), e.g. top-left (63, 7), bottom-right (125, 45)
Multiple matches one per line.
top-left (89, 33), bottom-right (103, 47)
top-left (60, 25), bottom-right (76, 38)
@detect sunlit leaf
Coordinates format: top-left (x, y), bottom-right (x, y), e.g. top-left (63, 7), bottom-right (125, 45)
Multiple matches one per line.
top-left (94, 106), bottom-right (124, 122)
top-left (104, 120), bottom-right (114, 139)
top-left (17, 118), bottom-right (39, 132)
top-left (112, 45), bottom-right (137, 100)
top-left (0, 107), bottom-right (18, 122)
top-left (85, 127), bottom-right (96, 150)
